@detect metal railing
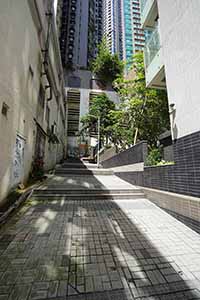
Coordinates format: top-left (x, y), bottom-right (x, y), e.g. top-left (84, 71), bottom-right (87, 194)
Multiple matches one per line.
top-left (144, 26), bottom-right (161, 68)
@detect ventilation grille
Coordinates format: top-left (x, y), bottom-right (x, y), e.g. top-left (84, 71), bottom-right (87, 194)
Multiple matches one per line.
top-left (67, 89), bottom-right (80, 136)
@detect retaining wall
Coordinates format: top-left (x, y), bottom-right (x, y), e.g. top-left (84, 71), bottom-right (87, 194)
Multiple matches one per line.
top-left (101, 141), bottom-right (148, 168)
top-left (116, 131), bottom-right (200, 198)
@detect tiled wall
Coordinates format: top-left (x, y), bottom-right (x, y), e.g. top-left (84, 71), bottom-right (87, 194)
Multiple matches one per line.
top-left (116, 131), bottom-right (200, 198)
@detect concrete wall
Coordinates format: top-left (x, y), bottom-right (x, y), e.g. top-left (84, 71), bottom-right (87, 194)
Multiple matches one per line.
top-left (101, 141), bottom-right (148, 168)
top-left (0, 0), bottom-right (66, 204)
top-left (99, 147), bottom-right (117, 162)
top-left (143, 187), bottom-right (200, 228)
top-left (158, 0), bottom-right (200, 139)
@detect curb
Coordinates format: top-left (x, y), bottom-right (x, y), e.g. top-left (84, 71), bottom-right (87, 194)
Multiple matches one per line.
top-left (0, 179), bottom-right (47, 226)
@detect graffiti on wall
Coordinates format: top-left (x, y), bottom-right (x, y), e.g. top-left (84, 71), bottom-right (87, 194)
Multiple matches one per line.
top-left (12, 135), bottom-right (25, 186)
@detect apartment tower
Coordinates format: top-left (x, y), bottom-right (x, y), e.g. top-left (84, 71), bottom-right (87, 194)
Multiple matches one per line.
top-left (102, 0), bottom-right (123, 58)
top-left (103, 0), bottom-right (145, 63)
top-left (57, 0), bottom-right (102, 69)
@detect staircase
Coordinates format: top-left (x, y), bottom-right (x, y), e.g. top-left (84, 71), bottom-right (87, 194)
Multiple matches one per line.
top-left (54, 162), bottom-right (114, 175)
top-left (32, 159), bottom-right (145, 201)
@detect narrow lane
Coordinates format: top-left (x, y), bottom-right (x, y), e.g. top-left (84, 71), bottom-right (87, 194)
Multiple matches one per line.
top-left (0, 161), bottom-right (200, 299)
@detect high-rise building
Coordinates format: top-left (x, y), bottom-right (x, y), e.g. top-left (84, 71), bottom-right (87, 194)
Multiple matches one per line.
top-left (56, 0), bottom-right (70, 67)
top-left (96, 0), bottom-right (103, 45)
top-left (131, 0), bottom-right (145, 51)
top-left (57, 0), bottom-right (102, 69)
top-left (122, 0), bottom-right (133, 62)
top-left (103, 0), bottom-right (145, 63)
top-left (56, 0), bottom-right (119, 156)
top-left (141, 0), bottom-right (200, 197)
top-left (88, 0), bottom-right (103, 63)
top-left (103, 0), bottom-right (123, 58)
top-left (125, 0), bottom-right (145, 61)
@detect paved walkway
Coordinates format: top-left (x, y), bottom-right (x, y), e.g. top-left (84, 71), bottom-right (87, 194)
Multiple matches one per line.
top-left (1, 172), bottom-right (200, 299)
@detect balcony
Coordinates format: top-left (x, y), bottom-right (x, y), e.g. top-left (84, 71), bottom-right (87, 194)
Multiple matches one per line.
top-left (140, 0), bottom-right (158, 29)
top-left (144, 27), bottom-right (166, 89)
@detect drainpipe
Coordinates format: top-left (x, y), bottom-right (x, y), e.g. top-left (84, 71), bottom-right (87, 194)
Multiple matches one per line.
top-left (41, 5), bottom-right (53, 101)
top-left (169, 103), bottom-right (176, 142)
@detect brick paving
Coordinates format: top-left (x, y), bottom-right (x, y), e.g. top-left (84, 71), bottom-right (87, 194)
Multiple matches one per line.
top-left (1, 173), bottom-right (200, 299)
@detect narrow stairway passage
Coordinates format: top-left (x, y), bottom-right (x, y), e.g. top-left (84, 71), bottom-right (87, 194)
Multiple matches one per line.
top-left (0, 160), bottom-right (200, 300)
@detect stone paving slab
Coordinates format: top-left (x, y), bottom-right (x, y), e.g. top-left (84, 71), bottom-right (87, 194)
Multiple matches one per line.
top-left (1, 190), bottom-right (200, 299)
top-left (43, 175), bottom-right (137, 190)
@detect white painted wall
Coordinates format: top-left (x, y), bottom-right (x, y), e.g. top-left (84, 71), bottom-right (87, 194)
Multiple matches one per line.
top-left (0, 1), bottom-right (66, 204)
top-left (158, 0), bottom-right (200, 139)
top-left (0, 1), bottom-right (39, 202)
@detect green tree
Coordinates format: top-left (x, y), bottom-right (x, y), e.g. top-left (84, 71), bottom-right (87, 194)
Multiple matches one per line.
top-left (105, 109), bottom-right (133, 151)
top-left (114, 52), bottom-right (170, 148)
top-left (81, 93), bottom-right (115, 145)
top-left (92, 38), bottom-right (124, 84)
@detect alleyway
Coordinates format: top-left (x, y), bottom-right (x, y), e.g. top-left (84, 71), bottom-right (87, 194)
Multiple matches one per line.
top-left (1, 161), bottom-right (200, 300)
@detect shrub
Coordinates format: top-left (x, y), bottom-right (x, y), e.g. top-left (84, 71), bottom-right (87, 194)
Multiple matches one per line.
top-left (92, 38), bottom-right (124, 84)
top-left (145, 148), bottom-right (162, 166)
top-left (31, 158), bottom-right (45, 179)
top-left (156, 160), bottom-right (175, 166)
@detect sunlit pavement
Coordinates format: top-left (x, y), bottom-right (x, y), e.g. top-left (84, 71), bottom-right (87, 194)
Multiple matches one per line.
top-left (1, 171), bottom-right (200, 299)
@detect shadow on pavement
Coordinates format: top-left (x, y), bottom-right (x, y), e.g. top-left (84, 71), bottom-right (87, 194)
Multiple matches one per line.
top-left (0, 159), bottom-right (200, 300)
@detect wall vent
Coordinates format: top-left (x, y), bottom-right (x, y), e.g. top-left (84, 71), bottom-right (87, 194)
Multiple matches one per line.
top-left (1, 102), bottom-right (9, 117)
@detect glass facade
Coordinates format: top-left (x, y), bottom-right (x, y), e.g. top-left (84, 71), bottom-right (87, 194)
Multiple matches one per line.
top-left (124, 0), bottom-right (133, 62)
top-left (103, 0), bottom-right (144, 65)
top-left (123, 0), bottom-right (144, 68)
top-left (144, 26), bottom-right (160, 67)
top-left (140, 0), bottom-right (148, 14)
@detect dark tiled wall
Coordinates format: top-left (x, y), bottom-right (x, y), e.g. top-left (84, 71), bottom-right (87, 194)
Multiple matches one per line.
top-left (101, 141), bottom-right (148, 168)
top-left (116, 131), bottom-right (200, 197)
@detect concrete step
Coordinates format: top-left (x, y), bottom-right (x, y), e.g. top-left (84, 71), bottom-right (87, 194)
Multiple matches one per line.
top-left (33, 188), bottom-right (142, 195)
top-left (31, 192), bottom-right (145, 201)
top-left (83, 163), bottom-right (101, 169)
top-left (54, 168), bottom-right (114, 175)
top-left (61, 163), bottom-right (99, 169)
top-left (63, 158), bottom-right (81, 164)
